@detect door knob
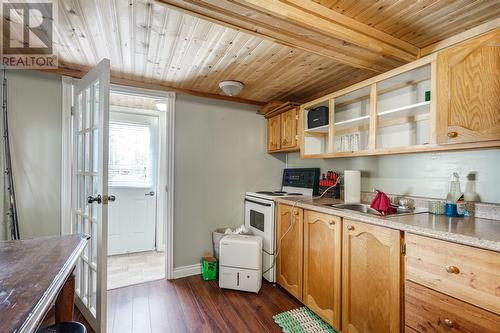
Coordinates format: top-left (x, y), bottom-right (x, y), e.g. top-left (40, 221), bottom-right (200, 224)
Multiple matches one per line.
top-left (145, 191), bottom-right (155, 196)
top-left (108, 195), bottom-right (116, 202)
top-left (87, 195), bottom-right (102, 204)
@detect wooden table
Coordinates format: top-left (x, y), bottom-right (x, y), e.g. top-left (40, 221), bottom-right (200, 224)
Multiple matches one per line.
top-left (0, 234), bottom-right (89, 333)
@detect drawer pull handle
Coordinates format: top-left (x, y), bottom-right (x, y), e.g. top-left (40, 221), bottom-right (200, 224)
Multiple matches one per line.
top-left (445, 265), bottom-right (460, 274)
top-left (442, 318), bottom-right (454, 328)
top-left (347, 225), bottom-right (354, 231)
top-left (447, 131), bottom-right (458, 138)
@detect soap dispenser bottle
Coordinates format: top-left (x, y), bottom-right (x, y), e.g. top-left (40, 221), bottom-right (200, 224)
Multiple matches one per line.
top-left (446, 172), bottom-right (461, 203)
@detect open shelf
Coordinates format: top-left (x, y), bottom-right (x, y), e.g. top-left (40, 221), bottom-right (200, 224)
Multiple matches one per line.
top-left (334, 115), bottom-right (370, 129)
top-left (305, 124), bottom-right (329, 133)
top-left (378, 101), bottom-right (430, 117)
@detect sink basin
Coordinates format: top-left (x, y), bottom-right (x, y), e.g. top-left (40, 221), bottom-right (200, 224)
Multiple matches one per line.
top-left (325, 203), bottom-right (383, 216)
top-left (324, 203), bottom-right (426, 216)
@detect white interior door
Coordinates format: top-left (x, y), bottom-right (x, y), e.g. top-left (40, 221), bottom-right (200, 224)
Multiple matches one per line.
top-left (107, 111), bottom-right (159, 255)
top-left (72, 59), bottom-right (110, 332)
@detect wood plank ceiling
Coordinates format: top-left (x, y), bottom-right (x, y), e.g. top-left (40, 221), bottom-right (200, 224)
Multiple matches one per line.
top-left (52, 0), bottom-right (500, 104)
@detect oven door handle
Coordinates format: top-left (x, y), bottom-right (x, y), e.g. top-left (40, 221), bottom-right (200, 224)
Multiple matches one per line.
top-left (245, 198), bottom-right (272, 207)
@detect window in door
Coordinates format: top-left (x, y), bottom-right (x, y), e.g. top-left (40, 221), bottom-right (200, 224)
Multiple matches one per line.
top-left (108, 121), bottom-right (153, 187)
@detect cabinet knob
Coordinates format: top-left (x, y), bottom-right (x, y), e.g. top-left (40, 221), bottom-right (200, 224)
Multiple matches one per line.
top-left (347, 225), bottom-right (354, 231)
top-left (328, 220), bottom-right (335, 225)
top-left (293, 210), bottom-right (299, 216)
top-left (447, 131), bottom-right (458, 138)
top-left (283, 139), bottom-right (288, 145)
top-left (445, 265), bottom-right (460, 274)
top-left (442, 318), bottom-right (455, 328)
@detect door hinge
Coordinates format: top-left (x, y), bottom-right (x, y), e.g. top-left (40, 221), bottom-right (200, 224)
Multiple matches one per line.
top-left (165, 185), bottom-right (169, 193)
top-left (401, 243), bottom-right (406, 255)
top-left (295, 114), bottom-right (299, 120)
top-left (70, 106), bottom-right (75, 116)
top-left (295, 134), bottom-right (299, 140)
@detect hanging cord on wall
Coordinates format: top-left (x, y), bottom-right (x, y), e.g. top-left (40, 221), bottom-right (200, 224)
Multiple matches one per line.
top-left (2, 68), bottom-right (20, 240)
top-left (263, 178), bottom-right (342, 275)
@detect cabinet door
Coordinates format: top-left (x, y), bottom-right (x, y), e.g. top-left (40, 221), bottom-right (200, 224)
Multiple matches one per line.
top-left (437, 29), bottom-right (500, 144)
top-left (303, 211), bottom-right (341, 329)
top-left (267, 114), bottom-right (281, 152)
top-left (276, 204), bottom-right (303, 301)
top-left (281, 109), bottom-right (298, 149)
top-left (342, 219), bottom-right (402, 333)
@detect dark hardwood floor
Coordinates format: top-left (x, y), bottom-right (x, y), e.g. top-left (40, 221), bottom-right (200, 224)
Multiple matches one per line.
top-left (107, 276), bottom-right (301, 333)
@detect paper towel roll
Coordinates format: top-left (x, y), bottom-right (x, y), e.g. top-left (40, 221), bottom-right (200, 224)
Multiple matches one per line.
top-left (344, 170), bottom-right (361, 204)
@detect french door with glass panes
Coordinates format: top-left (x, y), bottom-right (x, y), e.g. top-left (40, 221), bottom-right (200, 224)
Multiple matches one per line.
top-left (72, 59), bottom-right (110, 332)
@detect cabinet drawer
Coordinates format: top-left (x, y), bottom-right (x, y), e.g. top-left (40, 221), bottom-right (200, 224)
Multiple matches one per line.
top-left (405, 281), bottom-right (500, 333)
top-left (406, 233), bottom-right (500, 314)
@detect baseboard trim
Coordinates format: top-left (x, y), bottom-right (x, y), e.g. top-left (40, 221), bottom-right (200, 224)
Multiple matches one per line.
top-left (172, 263), bottom-right (201, 279)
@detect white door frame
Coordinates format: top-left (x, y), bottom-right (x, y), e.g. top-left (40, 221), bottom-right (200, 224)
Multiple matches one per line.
top-left (62, 81), bottom-right (176, 280)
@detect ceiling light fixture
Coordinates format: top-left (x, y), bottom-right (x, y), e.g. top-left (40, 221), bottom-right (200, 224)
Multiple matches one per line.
top-left (219, 80), bottom-right (244, 96)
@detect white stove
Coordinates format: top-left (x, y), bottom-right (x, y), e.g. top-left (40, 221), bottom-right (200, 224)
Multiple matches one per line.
top-left (244, 168), bottom-right (320, 283)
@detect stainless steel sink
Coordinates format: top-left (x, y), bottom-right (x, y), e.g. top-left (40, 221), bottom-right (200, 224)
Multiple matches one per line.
top-left (324, 203), bottom-right (427, 216)
top-left (325, 203), bottom-right (383, 216)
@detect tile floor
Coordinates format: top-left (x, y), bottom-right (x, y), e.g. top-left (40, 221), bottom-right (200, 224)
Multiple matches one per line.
top-left (107, 251), bottom-right (165, 290)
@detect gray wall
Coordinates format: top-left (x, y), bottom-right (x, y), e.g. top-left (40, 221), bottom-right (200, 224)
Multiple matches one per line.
top-left (4, 70), bottom-right (62, 239)
top-left (287, 149), bottom-right (500, 204)
top-left (174, 94), bottom-right (285, 267)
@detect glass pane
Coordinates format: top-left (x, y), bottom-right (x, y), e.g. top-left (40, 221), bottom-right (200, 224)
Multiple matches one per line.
top-left (77, 93), bottom-right (83, 131)
top-left (108, 122), bottom-right (153, 187)
top-left (93, 81), bottom-right (100, 126)
top-left (85, 87), bottom-right (91, 129)
top-left (83, 263), bottom-right (89, 304)
top-left (92, 129), bottom-right (99, 172)
top-left (90, 269), bottom-right (97, 316)
top-left (376, 64), bottom-right (431, 149)
top-left (84, 176), bottom-right (91, 216)
top-left (91, 221), bottom-right (97, 264)
top-left (75, 258), bottom-right (81, 296)
top-left (83, 218), bottom-right (89, 258)
top-left (92, 176), bottom-right (99, 219)
top-left (334, 86), bottom-right (371, 152)
top-left (85, 132), bottom-right (90, 172)
top-left (77, 134), bottom-right (83, 172)
top-left (78, 176), bottom-right (84, 210)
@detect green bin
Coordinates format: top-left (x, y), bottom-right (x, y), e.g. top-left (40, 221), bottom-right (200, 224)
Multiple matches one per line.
top-left (202, 256), bottom-right (218, 281)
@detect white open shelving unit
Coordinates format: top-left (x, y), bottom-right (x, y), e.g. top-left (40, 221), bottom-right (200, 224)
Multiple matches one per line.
top-left (300, 54), bottom-right (437, 158)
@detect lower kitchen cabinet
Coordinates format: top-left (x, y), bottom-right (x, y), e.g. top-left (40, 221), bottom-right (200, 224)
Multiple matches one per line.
top-left (276, 204), bottom-right (303, 301)
top-left (303, 210), bottom-right (341, 329)
top-left (405, 280), bottom-right (500, 333)
top-left (342, 219), bottom-right (402, 333)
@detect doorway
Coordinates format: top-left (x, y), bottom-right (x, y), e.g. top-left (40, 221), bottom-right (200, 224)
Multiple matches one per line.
top-left (106, 108), bottom-right (165, 289)
top-left (62, 74), bottom-right (176, 331)
top-left (105, 90), bottom-right (170, 290)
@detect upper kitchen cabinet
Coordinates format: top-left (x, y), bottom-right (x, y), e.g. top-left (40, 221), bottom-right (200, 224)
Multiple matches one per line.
top-left (265, 102), bottom-right (300, 153)
top-left (299, 29), bottom-right (500, 159)
top-left (267, 114), bottom-right (282, 152)
top-left (437, 29), bottom-right (500, 144)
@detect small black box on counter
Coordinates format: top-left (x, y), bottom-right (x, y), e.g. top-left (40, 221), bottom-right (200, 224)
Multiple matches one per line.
top-left (307, 106), bottom-right (329, 129)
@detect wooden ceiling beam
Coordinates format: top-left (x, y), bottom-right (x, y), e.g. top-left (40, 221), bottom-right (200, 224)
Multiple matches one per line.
top-left (157, 0), bottom-right (419, 73)
top-left (39, 63), bottom-right (265, 106)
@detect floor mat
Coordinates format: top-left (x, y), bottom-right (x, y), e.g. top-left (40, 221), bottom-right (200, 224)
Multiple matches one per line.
top-left (273, 307), bottom-right (338, 333)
